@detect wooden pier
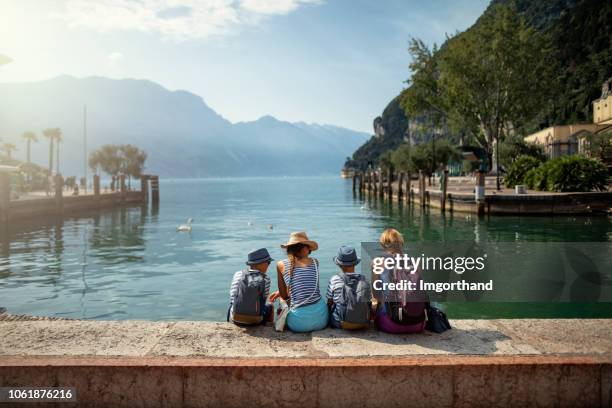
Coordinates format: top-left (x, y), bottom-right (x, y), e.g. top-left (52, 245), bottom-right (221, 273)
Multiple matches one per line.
top-left (0, 172), bottom-right (160, 224)
top-left (351, 170), bottom-right (612, 215)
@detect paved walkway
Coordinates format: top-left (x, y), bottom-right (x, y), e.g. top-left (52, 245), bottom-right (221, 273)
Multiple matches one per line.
top-left (1, 318), bottom-right (611, 358)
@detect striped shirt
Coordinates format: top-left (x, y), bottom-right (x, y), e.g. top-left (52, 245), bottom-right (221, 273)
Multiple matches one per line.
top-left (326, 272), bottom-right (361, 324)
top-left (282, 258), bottom-right (321, 307)
top-left (229, 269), bottom-right (271, 309)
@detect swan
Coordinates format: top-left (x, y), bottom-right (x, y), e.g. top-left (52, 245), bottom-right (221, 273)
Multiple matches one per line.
top-left (177, 218), bottom-right (193, 232)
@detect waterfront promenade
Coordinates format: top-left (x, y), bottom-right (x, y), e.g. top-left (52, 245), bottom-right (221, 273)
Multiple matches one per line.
top-left (1, 314), bottom-right (610, 407)
top-left (354, 173), bottom-right (612, 215)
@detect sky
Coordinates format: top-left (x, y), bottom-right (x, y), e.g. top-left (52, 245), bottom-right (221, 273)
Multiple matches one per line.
top-left (0, 0), bottom-right (490, 133)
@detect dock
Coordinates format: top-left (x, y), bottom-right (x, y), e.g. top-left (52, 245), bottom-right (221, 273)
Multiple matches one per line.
top-left (351, 171), bottom-right (612, 215)
top-left (0, 173), bottom-right (160, 225)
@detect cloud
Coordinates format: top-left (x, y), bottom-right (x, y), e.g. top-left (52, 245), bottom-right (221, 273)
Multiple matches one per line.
top-left (107, 51), bottom-right (124, 61)
top-left (0, 54), bottom-right (14, 66)
top-left (54, 0), bottom-right (321, 41)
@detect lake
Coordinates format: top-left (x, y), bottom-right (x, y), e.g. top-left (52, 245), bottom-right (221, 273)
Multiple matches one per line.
top-left (0, 177), bottom-right (610, 320)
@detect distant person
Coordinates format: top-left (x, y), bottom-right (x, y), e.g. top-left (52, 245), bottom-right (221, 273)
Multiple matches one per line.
top-left (372, 228), bottom-right (426, 334)
top-left (326, 245), bottom-right (371, 330)
top-left (227, 248), bottom-right (275, 326)
top-left (272, 232), bottom-right (328, 332)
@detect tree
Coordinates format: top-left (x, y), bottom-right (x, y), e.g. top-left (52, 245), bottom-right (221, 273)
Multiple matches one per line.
top-left (405, 140), bottom-right (460, 180)
top-left (89, 144), bottom-right (147, 188)
top-left (584, 131), bottom-right (611, 162)
top-left (1, 142), bottom-right (17, 159)
top-left (42, 128), bottom-right (61, 174)
top-left (391, 143), bottom-right (412, 173)
top-left (498, 135), bottom-right (547, 169)
top-left (21, 131), bottom-right (37, 163)
top-left (439, 4), bottom-right (553, 189)
top-left (54, 131), bottom-right (63, 174)
top-left (378, 151), bottom-right (394, 177)
top-left (120, 144), bottom-right (147, 188)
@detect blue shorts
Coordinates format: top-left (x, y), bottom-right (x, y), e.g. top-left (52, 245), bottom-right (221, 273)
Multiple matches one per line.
top-left (286, 297), bottom-right (329, 333)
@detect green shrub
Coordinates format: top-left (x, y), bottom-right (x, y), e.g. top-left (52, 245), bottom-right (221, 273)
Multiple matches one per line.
top-left (523, 155), bottom-right (608, 192)
top-left (524, 165), bottom-right (548, 191)
top-left (544, 155), bottom-right (608, 192)
top-left (504, 155), bottom-right (542, 188)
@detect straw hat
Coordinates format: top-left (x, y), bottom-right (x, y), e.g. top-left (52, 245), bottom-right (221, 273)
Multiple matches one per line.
top-left (280, 231), bottom-right (319, 251)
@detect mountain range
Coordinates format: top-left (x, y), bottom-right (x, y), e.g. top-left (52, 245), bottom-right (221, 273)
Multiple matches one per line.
top-left (0, 76), bottom-right (369, 177)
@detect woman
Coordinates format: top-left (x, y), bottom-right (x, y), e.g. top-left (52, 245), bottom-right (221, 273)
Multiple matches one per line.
top-left (372, 228), bottom-right (426, 334)
top-left (271, 231), bottom-right (328, 332)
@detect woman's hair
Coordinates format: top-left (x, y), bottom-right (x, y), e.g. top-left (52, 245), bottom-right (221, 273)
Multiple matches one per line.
top-left (379, 228), bottom-right (404, 254)
top-left (285, 243), bottom-right (309, 278)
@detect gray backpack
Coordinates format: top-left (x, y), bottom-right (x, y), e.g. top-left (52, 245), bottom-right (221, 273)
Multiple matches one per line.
top-left (232, 270), bottom-right (266, 325)
top-left (337, 274), bottom-right (371, 329)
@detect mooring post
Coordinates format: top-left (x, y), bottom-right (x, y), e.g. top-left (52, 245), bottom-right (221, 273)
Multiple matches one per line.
top-left (0, 173), bottom-right (10, 225)
top-left (54, 174), bottom-right (64, 215)
top-left (387, 169), bottom-right (393, 198)
top-left (352, 174), bottom-right (357, 195)
top-left (475, 170), bottom-right (486, 215)
top-left (441, 169), bottom-right (449, 212)
top-left (378, 170), bottom-right (384, 199)
top-left (140, 176), bottom-right (149, 203)
top-left (373, 171), bottom-right (377, 195)
top-left (406, 172), bottom-right (412, 204)
top-left (151, 175), bottom-right (160, 205)
top-left (419, 170), bottom-right (426, 207)
top-left (398, 171), bottom-right (404, 201)
top-left (93, 175), bottom-right (100, 197)
top-left (359, 172), bottom-right (365, 193)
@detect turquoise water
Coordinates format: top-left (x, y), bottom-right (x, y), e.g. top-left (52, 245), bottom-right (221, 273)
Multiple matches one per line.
top-left (0, 177), bottom-right (610, 320)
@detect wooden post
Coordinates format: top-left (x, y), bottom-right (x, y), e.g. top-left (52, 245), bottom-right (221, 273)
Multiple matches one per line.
top-left (140, 176), bottom-right (149, 203)
top-left (378, 170), bottom-right (384, 199)
top-left (419, 170), bottom-right (426, 207)
top-left (398, 171), bottom-right (404, 201)
top-left (387, 169), bottom-right (393, 198)
top-left (352, 174), bottom-right (357, 194)
top-left (475, 170), bottom-right (486, 215)
top-left (373, 171), bottom-right (378, 195)
top-left (93, 175), bottom-right (100, 197)
top-left (151, 175), bottom-right (160, 205)
top-left (406, 172), bottom-right (412, 204)
top-left (54, 174), bottom-right (64, 214)
top-left (441, 169), bottom-right (449, 212)
top-left (359, 172), bottom-right (365, 193)
top-left (0, 173), bottom-right (10, 225)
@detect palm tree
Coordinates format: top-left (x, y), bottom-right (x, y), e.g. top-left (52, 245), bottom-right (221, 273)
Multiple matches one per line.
top-left (1, 142), bottom-right (17, 159)
top-left (21, 131), bottom-right (37, 163)
top-left (42, 128), bottom-right (60, 174)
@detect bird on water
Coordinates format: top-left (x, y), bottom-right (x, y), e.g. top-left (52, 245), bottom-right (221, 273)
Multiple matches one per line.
top-left (177, 218), bottom-right (193, 232)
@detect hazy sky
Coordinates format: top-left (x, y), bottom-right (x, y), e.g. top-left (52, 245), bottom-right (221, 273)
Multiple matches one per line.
top-left (0, 0), bottom-right (489, 133)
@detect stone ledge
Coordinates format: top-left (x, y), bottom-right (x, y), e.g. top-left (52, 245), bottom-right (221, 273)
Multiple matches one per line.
top-left (1, 319), bottom-right (610, 407)
top-left (1, 319), bottom-right (611, 358)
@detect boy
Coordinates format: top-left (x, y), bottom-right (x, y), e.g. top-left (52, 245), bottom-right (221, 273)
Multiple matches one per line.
top-left (228, 248), bottom-right (275, 325)
top-left (326, 245), bottom-right (371, 329)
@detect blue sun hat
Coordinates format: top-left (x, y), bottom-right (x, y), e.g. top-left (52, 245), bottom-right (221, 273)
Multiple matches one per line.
top-left (333, 245), bottom-right (361, 267)
top-left (246, 248), bottom-right (273, 265)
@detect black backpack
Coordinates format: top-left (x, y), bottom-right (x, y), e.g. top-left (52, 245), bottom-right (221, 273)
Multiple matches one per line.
top-left (231, 270), bottom-right (266, 325)
top-left (336, 274), bottom-right (371, 329)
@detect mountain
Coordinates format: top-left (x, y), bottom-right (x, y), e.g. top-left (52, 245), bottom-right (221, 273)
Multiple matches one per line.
top-left (0, 76), bottom-right (369, 177)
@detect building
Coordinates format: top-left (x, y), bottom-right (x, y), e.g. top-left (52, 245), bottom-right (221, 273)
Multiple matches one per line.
top-left (524, 78), bottom-right (612, 159)
top-left (593, 77), bottom-right (612, 125)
